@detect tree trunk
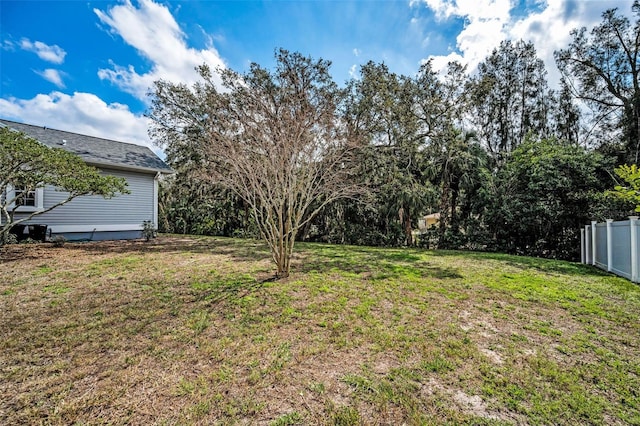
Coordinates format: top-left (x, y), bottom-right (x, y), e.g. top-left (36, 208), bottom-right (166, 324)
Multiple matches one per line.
top-left (438, 182), bottom-right (450, 247)
top-left (404, 205), bottom-right (413, 246)
top-left (276, 253), bottom-right (290, 278)
top-left (450, 178), bottom-right (460, 231)
top-left (274, 231), bottom-right (295, 279)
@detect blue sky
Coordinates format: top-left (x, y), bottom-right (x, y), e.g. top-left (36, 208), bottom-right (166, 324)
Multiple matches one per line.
top-left (0, 0), bottom-right (634, 151)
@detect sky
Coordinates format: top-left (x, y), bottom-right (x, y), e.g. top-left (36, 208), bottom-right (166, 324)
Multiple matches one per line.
top-left (0, 0), bottom-right (635, 153)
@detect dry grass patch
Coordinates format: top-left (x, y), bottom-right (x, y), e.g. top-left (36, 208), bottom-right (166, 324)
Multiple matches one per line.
top-left (1, 235), bottom-right (639, 425)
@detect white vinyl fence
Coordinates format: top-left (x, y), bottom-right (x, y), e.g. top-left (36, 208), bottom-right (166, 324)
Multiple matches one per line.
top-left (581, 217), bottom-right (639, 283)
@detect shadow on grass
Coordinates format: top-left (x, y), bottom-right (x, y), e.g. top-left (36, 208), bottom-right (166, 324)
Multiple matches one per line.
top-left (5, 235), bottom-right (605, 284)
top-left (192, 274), bottom-right (277, 305)
top-left (59, 234), bottom-right (273, 264)
top-left (428, 249), bottom-right (609, 278)
top-left (296, 243), bottom-right (462, 280)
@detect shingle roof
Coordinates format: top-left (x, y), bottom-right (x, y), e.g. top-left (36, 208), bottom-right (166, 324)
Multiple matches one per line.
top-left (0, 119), bottom-right (173, 173)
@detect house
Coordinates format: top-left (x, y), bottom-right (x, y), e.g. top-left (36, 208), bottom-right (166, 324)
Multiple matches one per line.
top-left (0, 119), bottom-right (172, 241)
top-left (417, 213), bottom-right (440, 233)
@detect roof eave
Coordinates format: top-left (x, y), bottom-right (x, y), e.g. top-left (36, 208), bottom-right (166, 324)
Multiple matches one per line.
top-left (85, 160), bottom-right (174, 174)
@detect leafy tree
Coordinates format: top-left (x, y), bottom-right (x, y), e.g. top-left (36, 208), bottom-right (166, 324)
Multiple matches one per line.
top-left (415, 61), bottom-right (488, 247)
top-left (158, 174), bottom-right (253, 237)
top-left (342, 61), bottom-right (430, 246)
top-left (415, 60), bottom-right (468, 137)
top-left (150, 50), bottom-right (362, 278)
top-left (608, 164), bottom-right (640, 212)
top-left (555, 1), bottom-right (640, 162)
top-left (552, 77), bottom-right (582, 145)
top-left (147, 71), bottom-right (253, 238)
top-left (487, 138), bottom-right (608, 259)
top-left (0, 127), bottom-right (129, 244)
top-left (425, 129), bottom-right (487, 247)
top-left (470, 40), bottom-right (552, 164)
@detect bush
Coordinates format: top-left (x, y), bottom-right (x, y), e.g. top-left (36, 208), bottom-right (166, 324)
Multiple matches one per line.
top-left (51, 235), bottom-right (66, 247)
top-left (142, 220), bottom-right (157, 241)
top-left (0, 233), bottom-right (18, 246)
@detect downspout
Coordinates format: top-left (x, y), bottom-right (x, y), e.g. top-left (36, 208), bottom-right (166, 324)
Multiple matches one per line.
top-left (153, 172), bottom-right (160, 230)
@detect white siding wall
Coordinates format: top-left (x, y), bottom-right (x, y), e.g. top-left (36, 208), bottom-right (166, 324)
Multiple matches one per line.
top-left (9, 168), bottom-right (155, 232)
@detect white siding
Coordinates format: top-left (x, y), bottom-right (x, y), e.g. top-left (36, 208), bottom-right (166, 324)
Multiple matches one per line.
top-left (8, 168), bottom-right (155, 231)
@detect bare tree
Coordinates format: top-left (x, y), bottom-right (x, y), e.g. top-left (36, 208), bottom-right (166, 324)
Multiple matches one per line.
top-left (150, 50), bottom-right (362, 278)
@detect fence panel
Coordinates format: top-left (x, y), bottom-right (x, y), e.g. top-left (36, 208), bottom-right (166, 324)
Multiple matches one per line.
top-left (595, 223), bottom-right (608, 270)
top-left (611, 221), bottom-right (632, 280)
top-left (582, 217), bottom-right (639, 283)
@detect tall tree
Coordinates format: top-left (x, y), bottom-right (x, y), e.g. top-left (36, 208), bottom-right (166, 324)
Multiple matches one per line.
top-left (414, 61), bottom-right (488, 247)
top-left (425, 129), bottom-right (486, 247)
top-left (149, 50), bottom-right (361, 278)
top-left (0, 127), bottom-right (129, 244)
top-left (470, 40), bottom-right (551, 164)
top-left (552, 77), bottom-right (582, 146)
top-left (342, 61), bottom-right (429, 246)
top-left (555, 1), bottom-right (640, 162)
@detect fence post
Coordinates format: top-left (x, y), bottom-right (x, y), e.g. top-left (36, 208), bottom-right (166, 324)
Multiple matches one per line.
top-left (580, 228), bottom-right (585, 264)
top-left (606, 219), bottom-right (613, 272)
top-left (585, 224), bottom-right (591, 264)
top-left (591, 220), bottom-right (597, 266)
top-left (631, 216), bottom-right (638, 283)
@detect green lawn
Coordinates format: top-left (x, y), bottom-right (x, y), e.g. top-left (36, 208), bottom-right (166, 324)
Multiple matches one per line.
top-left (1, 235), bottom-right (639, 425)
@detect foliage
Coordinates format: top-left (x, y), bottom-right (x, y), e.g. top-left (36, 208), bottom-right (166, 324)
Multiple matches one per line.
top-left (552, 77), bottom-right (581, 145)
top-left (158, 163), bottom-right (256, 237)
top-left (417, 61), bottom-right (484, 247)
top-left (51, 235), bottom-right (66, 248)
top-left (141, 220), bottom-right (157, 241)
top-left (342, 61), bottom-right (430, 246)
top-left (0, 127), bottom-right (129, 244)
top-left (608, 164), bottom-right (640, 212)
top-left (0, 232), bottom-right (17, 246)
top-left (149, 3), bottom-right (640, 262)
top-left (470, 39), bottom-right (552, 164)
top-left (555, 0), bottom-right (640, 163)
top-left (487, 138), bottom-right (610, 259)
top-left (425, 129), bottom-right (488, 248)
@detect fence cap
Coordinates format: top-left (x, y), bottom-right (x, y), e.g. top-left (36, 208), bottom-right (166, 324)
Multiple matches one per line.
top-left (629, 216), bottom-right (639, 220)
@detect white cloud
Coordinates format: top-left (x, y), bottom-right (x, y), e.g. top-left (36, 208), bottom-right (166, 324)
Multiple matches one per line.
top-left (19, 38), bottom-right (66, 64)
top-left (425, 52), bottom-right (465, 74)
top-left (94, 0), bottom-right (226, 102)
top-left (422, 0), bottom-right (464, 20)
top-left (35, 69), bottom-right (66, 88)
top-left (2, 40), bottom-right (16, 51)
top-left (353, 48), bottom-right (361, 57)
top-left (506, 0), bottom-right (633, 87)
top-left (349, 64), bottom-right (358, 78)
top-left (418, 0), bottom-right (514, 74)
top-left (0, 92), bottom-right (155, 151)
top-left (418, 0), bottom-right (635, 86)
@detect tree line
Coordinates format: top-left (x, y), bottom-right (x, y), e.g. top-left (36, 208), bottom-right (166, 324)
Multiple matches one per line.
top-left (149, 2), bottom-right (640, 275)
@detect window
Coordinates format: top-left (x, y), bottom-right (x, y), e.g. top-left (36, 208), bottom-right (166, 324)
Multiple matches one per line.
top-left (14, 187), bottom-right (36, 207)
top-left (6, 184), bottom-right (43, 211)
